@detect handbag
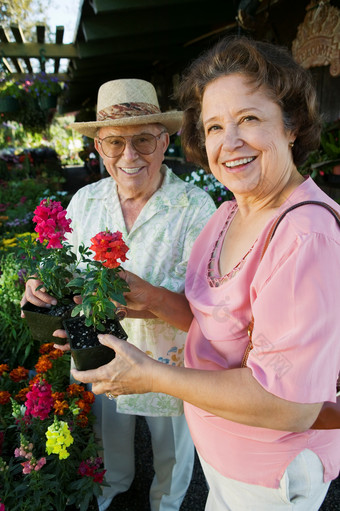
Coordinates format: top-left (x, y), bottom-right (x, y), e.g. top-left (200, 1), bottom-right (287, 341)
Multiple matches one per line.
top-left (241, 200), bottom-right (340, 430)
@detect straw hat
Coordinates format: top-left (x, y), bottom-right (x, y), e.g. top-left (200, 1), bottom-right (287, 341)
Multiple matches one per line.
top-left (70, 79), bottom-right (183, 138)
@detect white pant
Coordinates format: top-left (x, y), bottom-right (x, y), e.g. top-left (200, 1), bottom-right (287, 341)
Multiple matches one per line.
top-left (199, 449), bottom-right (331, 511)
top-left (92, 394), bottom-right (195, 511)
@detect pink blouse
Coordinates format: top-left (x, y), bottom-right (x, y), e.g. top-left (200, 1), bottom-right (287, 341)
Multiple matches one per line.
top-left (184, 177), bottom-right (340, 488)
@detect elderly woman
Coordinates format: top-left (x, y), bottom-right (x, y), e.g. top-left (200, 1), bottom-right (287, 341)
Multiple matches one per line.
top-left (21, 78), bottom-right (216, 511)
top-left (71, 38), bottom-right (340, 510)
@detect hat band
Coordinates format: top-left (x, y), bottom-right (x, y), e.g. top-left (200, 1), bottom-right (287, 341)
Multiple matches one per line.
top-left (97, 102), bottom-right (161, 121)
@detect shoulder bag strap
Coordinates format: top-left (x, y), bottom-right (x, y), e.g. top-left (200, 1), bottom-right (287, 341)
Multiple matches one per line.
top-left (241, 200), bottom-right (340, 368)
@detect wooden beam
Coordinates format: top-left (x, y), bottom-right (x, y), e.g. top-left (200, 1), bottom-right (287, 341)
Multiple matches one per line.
top-left (36, 25), bottom-right (45, 44)
top-left (0, 42), bottom-right (78, 59)
top-left (56, 26), bottom-right (64, 44)
top-left (92, 0), bottom-right (205, 13)
top-left (0, 26), bottom-right (24, 73)
top-left (10, 24), bottom-right (33, 73)
top-left (36, 25), bottom-right (46, 71)
top-left (77, 28), bottom-right (202, 58)
top-left (81, 7), bottom-right (234, 41)
top-left (0, 56), bottom-right (13, 73)
top-left (11, 58), bottom-right (25, 73)
top-left (54, 26), bottom-right (64, 73)
top-left (10, 24), bottom-right (26, 43)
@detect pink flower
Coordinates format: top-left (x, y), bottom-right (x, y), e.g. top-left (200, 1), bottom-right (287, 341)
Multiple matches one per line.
top-left (21, 460), bottom-right (33, 474)
top-left (0, 501), bottom-right (5, 511)
top-left (33, 199), bottom-right (72, 249)
top-left (35, 457), bottom-right (46, 471)
top-left (24, 379), bottom-right (54, 420)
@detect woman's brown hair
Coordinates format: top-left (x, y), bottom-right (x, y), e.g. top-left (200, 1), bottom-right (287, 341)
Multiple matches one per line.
top-left (176, 36), bottom-right (321, 171)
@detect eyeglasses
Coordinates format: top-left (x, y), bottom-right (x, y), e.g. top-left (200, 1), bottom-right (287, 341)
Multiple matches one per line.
top-left (97, 130), bottom-right (167, 158)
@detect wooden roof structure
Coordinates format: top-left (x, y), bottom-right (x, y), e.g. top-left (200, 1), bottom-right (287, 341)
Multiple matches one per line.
top-left (1, 0), bottom-right (338, 116)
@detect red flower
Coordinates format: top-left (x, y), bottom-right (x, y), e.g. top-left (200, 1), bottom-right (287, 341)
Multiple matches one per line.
top-left (39, 343), bottom-right (55, 354)
top-left (9, 366), bottom-right (29, 382)
top-left (33, 198), bottom-right (72, 249)
top-left (67, 383), bottom-right (85, 397)
top-left (82, 390), bottom-right (95, 404)
top-left (78, 457), bottom-right (106, 483)
top-left (0, 391), bottom-right (11, 405)
top-left (76, 413), bottom-right (89, 428)
top-left (90, 230), bottom-right (129, 269)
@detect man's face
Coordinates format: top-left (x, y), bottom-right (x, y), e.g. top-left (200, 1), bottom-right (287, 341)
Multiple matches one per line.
top-left (95, 124), bottom-right (169, 199)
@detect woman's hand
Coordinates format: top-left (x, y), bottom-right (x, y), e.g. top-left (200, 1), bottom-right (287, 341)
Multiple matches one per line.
top-left (71, 333), bottom-right (155, 396)
top-left (119, 270), bottom-right (193, 331)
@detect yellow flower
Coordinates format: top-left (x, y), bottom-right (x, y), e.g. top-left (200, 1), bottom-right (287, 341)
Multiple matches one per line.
top-left (45, 416), bottom-right (74, 460)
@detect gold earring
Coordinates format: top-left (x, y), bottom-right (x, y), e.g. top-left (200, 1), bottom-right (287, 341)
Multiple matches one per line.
top-left (289, 141), bottom-right (294, 148)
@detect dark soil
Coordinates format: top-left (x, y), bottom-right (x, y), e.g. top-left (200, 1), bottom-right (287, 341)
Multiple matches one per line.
top-left (64, 316), bottom-right (128, 371)
top-left (64, 316), bottom-right (127, 350)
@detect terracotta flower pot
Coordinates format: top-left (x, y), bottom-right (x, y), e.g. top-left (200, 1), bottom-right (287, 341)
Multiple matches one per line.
top-left (63, 316), bottom-right (128, 371)
top-left (22, 301), bottom-right (75, 344)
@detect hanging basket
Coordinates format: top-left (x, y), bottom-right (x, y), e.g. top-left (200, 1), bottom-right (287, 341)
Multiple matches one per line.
top-left (0, 96), bottom-right (19, 113)
top-left (39, 95), bottom-right (58, 110)
top-left (63, 316), bottom-right (128, 371)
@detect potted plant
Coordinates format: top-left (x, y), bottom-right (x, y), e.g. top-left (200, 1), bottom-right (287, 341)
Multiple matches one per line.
top-left (20, 198), bottom-right (82, 344)
top-left (0, 344), bottom-right (105, 510)
top-left (64, 230), bottom-right (130, 371)
top-left (22, 73), bottom-right (64, 110)
top-left (0, 78), bottom-right (24, 114)
top-left (299, 120), bottom-right (340, 186)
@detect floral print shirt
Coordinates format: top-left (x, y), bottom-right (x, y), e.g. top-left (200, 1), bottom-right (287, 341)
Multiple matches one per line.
top-left (66, 165), bottom-right (216, 416)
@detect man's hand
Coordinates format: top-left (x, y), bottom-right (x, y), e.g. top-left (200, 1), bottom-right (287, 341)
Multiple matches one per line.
top-left (20, 277), bottom-right (57, 317)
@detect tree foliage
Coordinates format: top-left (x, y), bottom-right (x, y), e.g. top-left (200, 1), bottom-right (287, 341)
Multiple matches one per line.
top-left (0, 0), bottom-right (48, 40)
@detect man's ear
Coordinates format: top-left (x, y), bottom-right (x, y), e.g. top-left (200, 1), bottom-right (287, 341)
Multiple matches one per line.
top-left (162, 132), bottom-right (170, 153)
top-left (94, 138), bottom-right (101, 154)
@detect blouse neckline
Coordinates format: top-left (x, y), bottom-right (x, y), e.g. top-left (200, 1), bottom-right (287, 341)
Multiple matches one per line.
top-left (207, 202), bottom-right (256, 287)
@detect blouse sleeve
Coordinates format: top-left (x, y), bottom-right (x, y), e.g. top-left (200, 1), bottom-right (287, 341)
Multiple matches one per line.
top-left (247, 232), bottom-right (340, 404)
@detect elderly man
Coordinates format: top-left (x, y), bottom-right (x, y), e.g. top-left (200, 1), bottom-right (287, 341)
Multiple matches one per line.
top-left (22, 78), bottom-right (215, 511)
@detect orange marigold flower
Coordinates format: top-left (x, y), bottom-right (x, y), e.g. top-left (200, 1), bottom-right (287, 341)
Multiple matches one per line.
top-left (76, 399), bottom-right (91, 414)
top-left (0, 391), bottom-right (11, 405)
top-left (15, 387), bottom-right (30, 402)
top-left (0, 364), bottom-right (10, 376)
top-left (76, 413), bottom-right (89, 428)
top-left (47, 349), bottom-right (64, 360)
top-left (52, 392), bottom-right (65, 401)
top-left (53, 400), bottom-right (69, 415)
top-left (29, 374), bottom-right (41, 387)
top-left (9, 366), bottom-right (29, 382)
top-left (35, 355), bottom-right (53, 373)
top-left (39, 343), bottom-right (55, 354)
top-left (67, 383), bottom-right (85, 396)
top-left (82, 390), bottom-right (95, 404)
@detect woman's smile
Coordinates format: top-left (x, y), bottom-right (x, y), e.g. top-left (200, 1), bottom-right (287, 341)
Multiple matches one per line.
top-left (223, 156), bottom-right (257, 170)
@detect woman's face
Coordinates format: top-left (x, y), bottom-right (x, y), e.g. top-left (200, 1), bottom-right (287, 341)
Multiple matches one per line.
top-left (202, 74), bottom-right (296, 203)
top-left (95, 123), bottom-right (169, 199)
